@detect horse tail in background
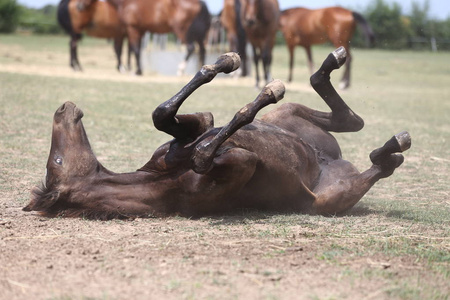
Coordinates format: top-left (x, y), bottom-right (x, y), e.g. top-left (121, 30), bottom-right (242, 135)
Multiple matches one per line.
top-left (185, 1), bottom-right (211, 46)
top-left (57, 0), bottom-right (82, 39)
top-left (352, 12), bottom-right (375, 47)
top-left (180, 0), bottom-right (211, 72)
top-left (234, 0), bottom-right (247, 76)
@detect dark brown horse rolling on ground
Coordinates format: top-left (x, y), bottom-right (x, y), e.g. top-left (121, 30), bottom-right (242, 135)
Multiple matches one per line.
top-left (57, 0), bottom-right (127, 71)
top-left (23, 48), bottom-right (411, 220)
top-left (280, 7), bottom-right (375, 89)
top-left (80, 0), bottom-right (211, 75)
top-left (242, 0), bottom-right (280, 87)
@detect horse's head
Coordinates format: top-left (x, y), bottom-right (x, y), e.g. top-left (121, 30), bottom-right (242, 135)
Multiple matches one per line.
top-left (76, 0), bottom-right (95, 11)
top-left (23, 102), bottom-right (100, 214)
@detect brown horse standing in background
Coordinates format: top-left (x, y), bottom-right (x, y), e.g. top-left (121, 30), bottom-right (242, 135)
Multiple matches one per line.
top-left (94, 0), bottom-right (211, 75)
top-left (242, 0), bottom-right (280, 87)
top-left (280, 7), bottom-right (375, 89)
top-left (220, 0), bottom-right (248, 77)
top-left (58, 0), bottom-right (127, 71)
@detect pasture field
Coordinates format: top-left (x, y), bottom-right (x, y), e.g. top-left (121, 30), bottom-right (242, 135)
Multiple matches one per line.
top-left (1, 34), bottom-right (449, 299)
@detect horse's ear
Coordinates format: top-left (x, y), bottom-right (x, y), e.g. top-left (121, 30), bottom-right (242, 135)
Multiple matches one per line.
top-left (22, 186), bottom-right (60, 212)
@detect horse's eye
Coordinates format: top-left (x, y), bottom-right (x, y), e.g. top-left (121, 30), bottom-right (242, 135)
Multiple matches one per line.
top-left (55, 156), bottom-right (63, 165)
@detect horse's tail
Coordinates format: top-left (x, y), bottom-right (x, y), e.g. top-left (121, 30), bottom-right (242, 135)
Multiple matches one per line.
top-left (57, 0), bottom-right (82, 39)
top-left (185, 1), bottom-right (211, 44)
top-left (352, 11), bottom-right (375, 47)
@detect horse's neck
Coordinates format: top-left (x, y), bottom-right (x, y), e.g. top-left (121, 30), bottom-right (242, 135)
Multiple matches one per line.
top-left (76, 170), bottom-right (176, 216)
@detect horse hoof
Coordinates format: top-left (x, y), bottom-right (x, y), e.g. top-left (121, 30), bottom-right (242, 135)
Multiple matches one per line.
top-left (217, 52), bottom-right (241, 74)
top-left (395, 131), bottom-right (411, 152)
top-left (332, 46), bottom-right (347, 68)
top-left (265, 79), bottom-right (285, 103)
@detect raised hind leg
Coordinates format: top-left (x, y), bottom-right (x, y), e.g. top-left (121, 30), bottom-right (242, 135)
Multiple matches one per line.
top-left (309, 46), bottom-right (364, 132)
top-left (264, 47), bottom-right (363, 134)
top-left (152, 53), bottom-right (240, 140)
top-left (191, 80), bottom-right (285, 173)
top-left (312, 131), bottom-right (411, 215)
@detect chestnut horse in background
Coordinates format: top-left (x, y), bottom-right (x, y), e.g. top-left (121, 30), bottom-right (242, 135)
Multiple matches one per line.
top-left (220, 0), bottom-right (248, 77)
top-left (57, 0), bottom-right (127, 71)
top-left (242, 0), bottom-right (280, 87)
top-left (280, 6), bottom-right (375, 89)
top-left (94, 0), bottom-right (211, 75)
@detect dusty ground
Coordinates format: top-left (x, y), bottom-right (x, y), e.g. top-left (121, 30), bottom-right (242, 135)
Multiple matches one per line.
top-left (1, 36), bottom-right (449, 299)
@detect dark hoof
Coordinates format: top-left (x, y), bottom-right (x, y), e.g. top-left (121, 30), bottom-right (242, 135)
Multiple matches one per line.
top-left (215, 52), bottom-right (241, 74)
top-left (369, 131), bottom-right (411, 166)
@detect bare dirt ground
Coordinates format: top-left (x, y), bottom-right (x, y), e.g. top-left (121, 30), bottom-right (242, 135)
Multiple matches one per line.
top-left (1, 37), bottom-right (449, 300)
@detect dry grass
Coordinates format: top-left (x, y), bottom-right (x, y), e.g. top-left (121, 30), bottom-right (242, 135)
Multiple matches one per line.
top-left (0, 33), bottom-right (449, 300)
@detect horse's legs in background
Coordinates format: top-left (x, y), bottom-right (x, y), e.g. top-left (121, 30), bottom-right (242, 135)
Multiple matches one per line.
top-left (198, 39), bottom-right (206, 68)
top-left (127, 41), bottom-right (132, 71)
top-left (339, 48), bottom-right (352, 90)
top-left (287, 43), bottom-right (295, 82)
top-left (178, 42), bottom-right (195, 76)
top-left (252, 45), bottom-right (261, 88)
top-left (113, 36), bottom-right (125, 73)
top-left (69, 33), bottom-right (82, 71)
top-left (261, 44), bottom-right (273, 84)
top-left (127, 27), bottom-right (143, 75)
top-left (304, 45), bottom-right (314, 74)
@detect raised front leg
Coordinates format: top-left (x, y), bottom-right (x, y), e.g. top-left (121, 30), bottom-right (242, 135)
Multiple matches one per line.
top-left (191, 80), bottom-right (285, 174)
top-left (152, 53), bottom-right (241, 140)
top-left (312, 131), bottom-right (411, 215)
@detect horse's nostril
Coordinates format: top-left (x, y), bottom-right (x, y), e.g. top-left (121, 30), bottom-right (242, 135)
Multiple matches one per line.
top-left (59, 103), bottom-right (66, 113)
